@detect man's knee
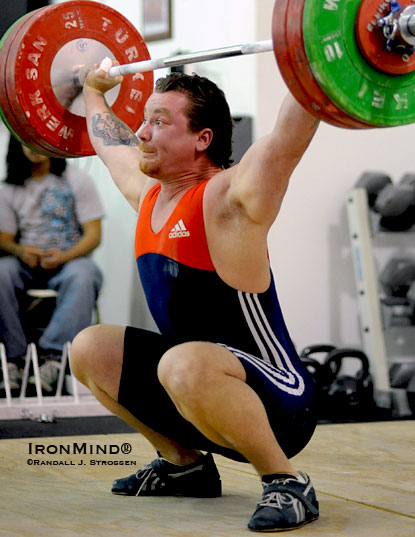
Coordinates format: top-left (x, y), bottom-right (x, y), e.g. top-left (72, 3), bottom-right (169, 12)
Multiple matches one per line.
top-left (70, 324), bottom-right (125, 397)
top-left (158, 342), bottom-right (214, 400)
top-left (70, 325), bottom-right (101, 384)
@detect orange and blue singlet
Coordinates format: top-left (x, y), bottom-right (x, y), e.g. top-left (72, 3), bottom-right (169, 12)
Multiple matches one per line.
top-left (135, 179), bottom-right (311, 401)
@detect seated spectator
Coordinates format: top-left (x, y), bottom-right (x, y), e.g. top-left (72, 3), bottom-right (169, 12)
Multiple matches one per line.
top-left (0, 137), bottom-right (104, 393)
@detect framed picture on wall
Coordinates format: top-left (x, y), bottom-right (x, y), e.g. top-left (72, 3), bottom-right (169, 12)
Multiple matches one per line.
top-left (142, 0), bottom-right (172, 42)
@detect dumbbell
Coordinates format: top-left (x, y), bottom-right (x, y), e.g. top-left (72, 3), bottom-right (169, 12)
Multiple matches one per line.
top-left (379, 257), bottom-right (415, 326)
top-left (407, 373), bottom-right (415, 415)
top-left (407, 279), bottom-right (415, 306)
top-left (390, 362), bottom-right (415, 416)
top-left (355, 172), bottom-right (392, 208)
top-left (379, 257), bottom-right (415, 298)
top-left (375, 173), bottom-right (415, 231)
top-left (390, 362), bottom-right (415, 388)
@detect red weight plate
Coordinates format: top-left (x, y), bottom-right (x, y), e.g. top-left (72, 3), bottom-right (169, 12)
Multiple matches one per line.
top-left (356, 0), bottom-right (415, 75)
top-left (286, 0), bottom-right (372, 129)
top-left (1, 9), bottom-right (70, 156)
top-left (272, 0), bottom-right (349, 127)
top-left (7, 0), bottom-right (153, 157)
top-left (0, 10), bottom-right (66, 156)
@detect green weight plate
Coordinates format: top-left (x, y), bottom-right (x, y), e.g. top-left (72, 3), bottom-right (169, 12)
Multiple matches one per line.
top-left (286, 0), bottom-right (371, 128)
top-left (303, 0), bottom-right (415, 127)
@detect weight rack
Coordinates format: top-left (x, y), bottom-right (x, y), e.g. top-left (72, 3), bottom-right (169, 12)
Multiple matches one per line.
top-left (346, 187), bottom-right (415, 414)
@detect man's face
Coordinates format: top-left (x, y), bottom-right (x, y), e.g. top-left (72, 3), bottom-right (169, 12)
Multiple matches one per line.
top-left (137, 91), bottom-right (200, 179)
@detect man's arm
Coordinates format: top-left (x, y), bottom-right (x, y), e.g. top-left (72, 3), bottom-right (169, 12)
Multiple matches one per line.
top-left (227, 93), bottom-right (319, 226)
top-left (83, 67), bottom-right (149, 211)
top-left (40, 219), bottom-right (102, 270)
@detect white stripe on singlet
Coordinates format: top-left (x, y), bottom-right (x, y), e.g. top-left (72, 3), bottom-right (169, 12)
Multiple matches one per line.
top-left (235, 291), bottom-right (305, 396)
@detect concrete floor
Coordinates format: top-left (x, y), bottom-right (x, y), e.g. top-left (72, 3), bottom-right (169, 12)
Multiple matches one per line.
top-left (0, 421), bottom-right (413, 536)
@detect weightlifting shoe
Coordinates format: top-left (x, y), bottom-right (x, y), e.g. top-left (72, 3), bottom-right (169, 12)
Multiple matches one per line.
top-left (0, 362), bottom-right (22, 391)
top-left (248, 472), bottom-right (319, 532)
top-left (111, 452), bottom-right (222, 497)
top-left (29, 359), bottom-right (61, 393)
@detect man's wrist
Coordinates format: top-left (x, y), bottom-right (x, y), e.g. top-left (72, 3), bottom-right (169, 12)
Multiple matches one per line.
top-left (12, 243), bottom-right (22, 258)
top-left (83, 84), bottom-right (105, 99)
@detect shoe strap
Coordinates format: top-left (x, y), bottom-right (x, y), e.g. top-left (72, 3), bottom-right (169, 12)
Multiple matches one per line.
top-left (264, 482), bottom-right (319, 517)
top-left (151, 455), bottom-right (205, 480)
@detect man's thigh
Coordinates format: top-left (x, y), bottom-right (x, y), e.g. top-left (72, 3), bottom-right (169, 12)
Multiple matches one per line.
top-left (119, 328), bottom-right (316, 461)
top-left (118, 328), bottom-right (248, 461)
top-left (221, 344), bottom-right (318, 459)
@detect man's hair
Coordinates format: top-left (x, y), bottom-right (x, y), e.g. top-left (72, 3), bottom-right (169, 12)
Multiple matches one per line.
top-left (155, 73), bottom-right (234, 169)
top-left (3, 136), bottom-right (67, 186)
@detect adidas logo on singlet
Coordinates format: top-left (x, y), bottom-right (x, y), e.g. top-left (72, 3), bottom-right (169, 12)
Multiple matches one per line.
top-left (169, 219), bottom-right (190, 238)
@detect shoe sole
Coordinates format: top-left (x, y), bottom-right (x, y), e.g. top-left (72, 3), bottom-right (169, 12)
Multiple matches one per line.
top-left (112, 481), bottom-right (222, 498)
top-left (112, 491), bottom-right (222, 497)
top-left (248, 514), bottom-right (319, 532)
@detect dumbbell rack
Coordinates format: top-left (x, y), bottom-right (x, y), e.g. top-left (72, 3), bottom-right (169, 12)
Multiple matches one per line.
top-left (346, 188), bottom-right (415, 413)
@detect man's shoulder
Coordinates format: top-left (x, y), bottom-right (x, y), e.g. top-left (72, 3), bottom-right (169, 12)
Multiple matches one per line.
top-left (204, 167), bottom-right (234, 207)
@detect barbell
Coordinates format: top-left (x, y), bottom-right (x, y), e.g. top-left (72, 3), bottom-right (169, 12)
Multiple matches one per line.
top-left (1, 0), bottom-right (415, 158)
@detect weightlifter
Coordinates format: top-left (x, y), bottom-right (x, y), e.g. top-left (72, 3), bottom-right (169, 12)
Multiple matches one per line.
top-left (70, 60), bottom-right (320, 532)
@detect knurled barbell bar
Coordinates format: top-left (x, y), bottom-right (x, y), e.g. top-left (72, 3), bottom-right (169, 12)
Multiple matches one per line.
top-left (1, 0), bottom-right (415, 158)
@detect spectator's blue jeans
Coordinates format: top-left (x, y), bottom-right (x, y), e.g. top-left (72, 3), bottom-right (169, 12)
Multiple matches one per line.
top-left (0, 256), bottom-right (103, 359)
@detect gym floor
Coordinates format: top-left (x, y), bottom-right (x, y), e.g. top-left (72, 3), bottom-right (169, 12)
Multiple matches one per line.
top-left (0, 421), bottom-right (413, 536)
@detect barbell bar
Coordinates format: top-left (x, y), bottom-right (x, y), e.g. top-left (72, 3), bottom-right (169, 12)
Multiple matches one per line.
top-left (107, 40), bottom-right (274, 78)
top-left (2, 0), bottom-right (415, 159)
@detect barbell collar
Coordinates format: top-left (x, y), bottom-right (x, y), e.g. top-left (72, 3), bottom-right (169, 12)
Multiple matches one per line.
top-left (108, 39), bottom-right (273, 78)
top-left (399, 5), bottom-right (415, 45)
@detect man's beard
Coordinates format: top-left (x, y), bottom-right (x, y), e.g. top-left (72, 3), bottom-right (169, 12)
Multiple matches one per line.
top-left (139, 157), bottom-right (160, 178)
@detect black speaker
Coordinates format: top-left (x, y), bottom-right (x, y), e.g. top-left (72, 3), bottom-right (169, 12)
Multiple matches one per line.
top-left (0, 0), bottom-right (49, 40)
top-left (231, 116), bottom-right (252, 165)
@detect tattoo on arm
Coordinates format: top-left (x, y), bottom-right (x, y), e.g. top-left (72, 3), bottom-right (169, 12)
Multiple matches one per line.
top-left (91, 112), bottom-right (139, 147)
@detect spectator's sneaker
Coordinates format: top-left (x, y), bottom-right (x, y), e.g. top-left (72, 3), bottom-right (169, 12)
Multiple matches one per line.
top-left (29, 359), bottom-right (61, 393)
top-left (0, 362), bottom-right (21, 391)
top-left (248, 472), bottom-right (319, 532)
top-left (111, 452), bottom-right (222, 497)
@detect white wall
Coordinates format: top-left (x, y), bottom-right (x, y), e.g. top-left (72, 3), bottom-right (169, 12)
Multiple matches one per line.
top-left (1, 0), bottom-right (414, 356)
